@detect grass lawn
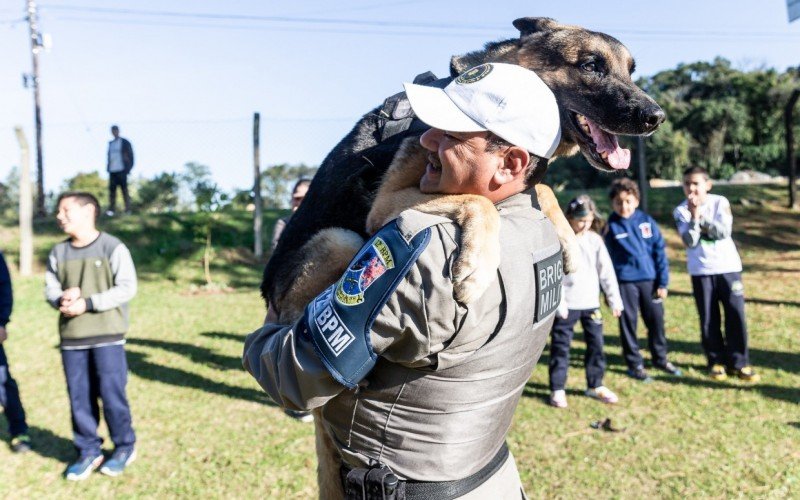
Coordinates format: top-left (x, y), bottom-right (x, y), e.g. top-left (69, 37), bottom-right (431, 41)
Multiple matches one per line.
top-left (0, 184), bottom-right (798, 498)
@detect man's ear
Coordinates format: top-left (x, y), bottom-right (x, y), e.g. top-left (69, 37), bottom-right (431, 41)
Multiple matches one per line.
top-left (494, 146), bottom-right (529, 184)
top-left (706, 179), bottom-right (713, 191)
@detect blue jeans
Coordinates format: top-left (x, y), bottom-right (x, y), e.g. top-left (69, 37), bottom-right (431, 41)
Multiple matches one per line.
top-left (0, 344), bottom-right (28, 436)
top-left (62, 344), bottom-right (135, 457)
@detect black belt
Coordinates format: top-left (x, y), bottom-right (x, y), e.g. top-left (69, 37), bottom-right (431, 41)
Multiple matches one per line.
top-left (340, 442), bottom-right (510, 500)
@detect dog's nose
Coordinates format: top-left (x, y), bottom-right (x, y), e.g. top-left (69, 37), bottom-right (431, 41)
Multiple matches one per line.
top-left (641, 107), bottom-right (666, 131)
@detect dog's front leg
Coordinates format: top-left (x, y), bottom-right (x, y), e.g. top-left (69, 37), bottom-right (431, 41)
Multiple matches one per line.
top-left (535, 184), bottom-right (580, 274)
top-left (314, 409), bottom-right (345, 500)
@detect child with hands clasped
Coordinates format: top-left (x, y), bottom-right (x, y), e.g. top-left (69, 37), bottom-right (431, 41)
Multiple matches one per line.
top-left (549, 195), bottom-right (624, 408)
top-left (673, 166), bottom-right (758, 382)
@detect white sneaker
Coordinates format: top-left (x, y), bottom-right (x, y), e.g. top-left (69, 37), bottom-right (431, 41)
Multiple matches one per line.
top-left (585, 386), bottom-right (619, 404)
top-left (549, 390), bottom-right (568, 408)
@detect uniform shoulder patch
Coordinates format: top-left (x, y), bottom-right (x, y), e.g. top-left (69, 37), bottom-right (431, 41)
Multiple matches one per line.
top-left (336, 237), bottom-right (395, 306)
top-left (304, 221), bottom-right (431, 388)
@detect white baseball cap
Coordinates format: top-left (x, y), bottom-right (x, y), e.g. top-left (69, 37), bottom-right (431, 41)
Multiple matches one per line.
top-left (403, 63), bottom-right (561, 159)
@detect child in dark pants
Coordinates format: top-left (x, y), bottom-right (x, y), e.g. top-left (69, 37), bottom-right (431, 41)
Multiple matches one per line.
top-left (46, 192), bottom-right (138, 480)
top-left (674, 166), bottom-right (758, 382)
top-left (604, 178), bottom-right (681, 381)
top-left (0, 252), bottom-right (30, 453)
top-left (549, 196), bottom-right (624, 408)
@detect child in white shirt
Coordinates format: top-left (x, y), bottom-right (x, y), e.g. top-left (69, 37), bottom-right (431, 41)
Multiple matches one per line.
top-left (673, 166), bottom-right (758, 382)
top-left (549, 195), bottom-right (624, 408)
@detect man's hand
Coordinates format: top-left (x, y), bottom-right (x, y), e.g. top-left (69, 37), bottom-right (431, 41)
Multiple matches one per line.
top-left (60, 298), bottom-right (88, 317)
top-left (60, 287), bottom-right (82, 307)
top-left (656, 288), bottom-right (668, 300)
top-left (0, 326), bottom-right (7, 344)
top-left (612, 309), bottom-right (622, 318)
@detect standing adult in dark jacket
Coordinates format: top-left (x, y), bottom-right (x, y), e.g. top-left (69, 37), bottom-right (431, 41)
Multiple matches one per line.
top-left (106, 125), bottom-right (134, 216)
top-left (604, 178), bottom-right (681, 382)
top-left (0, 251), bottom-right (30, 453)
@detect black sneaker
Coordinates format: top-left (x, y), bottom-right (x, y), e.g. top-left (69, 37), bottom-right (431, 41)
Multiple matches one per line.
top-left (655, 361), bottom-right (683, 377)
top-left (626, 366), bottom-right (653, 383)
top-left (10, 434), bottom-right (31, 453)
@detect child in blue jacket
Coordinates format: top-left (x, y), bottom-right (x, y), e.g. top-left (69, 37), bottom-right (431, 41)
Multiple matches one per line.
top-left (604, 178), bottom-right (681, 381)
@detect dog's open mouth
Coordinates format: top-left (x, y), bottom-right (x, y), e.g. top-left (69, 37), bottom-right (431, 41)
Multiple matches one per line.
top-left (571, 112), bottom-right (631, 170)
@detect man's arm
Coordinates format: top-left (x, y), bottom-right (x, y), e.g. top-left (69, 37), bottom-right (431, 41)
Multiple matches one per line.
top-left (243, 317), bottom-right (350, 410)
top-left (243, 222), bottom-right (472, 410)
top-left (124, 139), bottom-right (134, 172)
top-left (87, 244), bottom-right (137, 312)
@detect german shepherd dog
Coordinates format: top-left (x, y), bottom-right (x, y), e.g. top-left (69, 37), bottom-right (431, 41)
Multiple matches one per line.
top-left (259, 17), bottom-right (664, 498)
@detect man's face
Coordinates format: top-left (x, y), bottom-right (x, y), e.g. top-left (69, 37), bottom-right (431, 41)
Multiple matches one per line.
top-left (111, 127), bottom-right (119, 138)
top-left (56, 198), bottom-right (95, 236)
top-left (291, 183), bottom-right (309, 211)
top-left (683, 173), bottom-right (711, 205)
top-left (611, 191), bottom-right (639, 219)
top-left (418, 129), bottom-right (502, 197)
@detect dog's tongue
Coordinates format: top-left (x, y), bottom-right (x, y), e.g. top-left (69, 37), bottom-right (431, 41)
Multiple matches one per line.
top-left (586, 118), bottom-right (631, 170)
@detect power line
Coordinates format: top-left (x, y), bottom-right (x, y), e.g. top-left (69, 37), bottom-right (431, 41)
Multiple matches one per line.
top-left (39, 5), bottom-right (800, 40)
top-left (42, 4), bottom-right (506, 31)
top-left (47, 16), bottom-right (504, 38)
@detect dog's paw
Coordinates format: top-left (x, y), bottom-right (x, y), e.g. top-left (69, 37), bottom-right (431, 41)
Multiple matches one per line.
top-left (452, 238), bottom-right (501, 304)
top-left (562, 235), bottom-right (582, 275)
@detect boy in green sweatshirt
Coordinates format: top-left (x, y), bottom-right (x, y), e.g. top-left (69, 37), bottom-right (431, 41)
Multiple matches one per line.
top-left (45, 192), bottom-right (137, 480)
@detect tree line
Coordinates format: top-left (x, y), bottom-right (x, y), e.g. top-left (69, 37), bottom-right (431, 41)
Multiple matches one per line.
top-left (0, 162), bottom-right (318, 218)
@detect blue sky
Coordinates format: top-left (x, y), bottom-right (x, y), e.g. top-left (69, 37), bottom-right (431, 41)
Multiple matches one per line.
top-left (1, 0), bottom-right (798, 193)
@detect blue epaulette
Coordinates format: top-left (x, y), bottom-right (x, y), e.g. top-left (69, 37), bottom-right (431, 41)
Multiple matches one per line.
top-left (301, 220), bottom-right (431, 388)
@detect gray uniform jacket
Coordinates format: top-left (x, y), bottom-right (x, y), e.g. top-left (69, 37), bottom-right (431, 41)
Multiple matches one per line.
top-left (244, 189), bottom-right (561, 481)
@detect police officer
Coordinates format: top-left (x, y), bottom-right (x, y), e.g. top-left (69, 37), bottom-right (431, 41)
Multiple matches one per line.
top-left (244, 63), bottom-right (563, 499)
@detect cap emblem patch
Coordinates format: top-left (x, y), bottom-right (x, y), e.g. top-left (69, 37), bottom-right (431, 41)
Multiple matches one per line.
top-left (456, 63), bottom-right (493, 85)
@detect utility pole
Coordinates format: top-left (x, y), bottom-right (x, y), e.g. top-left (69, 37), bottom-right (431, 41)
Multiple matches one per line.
top-left (253, 112), bottom-right (264, 258)
top-left (636, 136), bottom-right (649, 213)
top-left (25, 0), bottom-right (46, 217)
top-left (786, 89), bottom-right (799, 209)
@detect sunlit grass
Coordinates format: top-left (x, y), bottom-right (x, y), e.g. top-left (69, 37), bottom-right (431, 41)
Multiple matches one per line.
top-left (0, 187), bottom-right (797, 497)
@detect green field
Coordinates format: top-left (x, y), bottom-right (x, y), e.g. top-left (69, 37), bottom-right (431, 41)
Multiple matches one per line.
top-left (0, 184), bottom-right (798, 498)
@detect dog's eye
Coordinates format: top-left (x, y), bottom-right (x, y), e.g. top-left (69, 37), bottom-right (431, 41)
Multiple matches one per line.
top-left (581, 62), bottom-right (597, 73)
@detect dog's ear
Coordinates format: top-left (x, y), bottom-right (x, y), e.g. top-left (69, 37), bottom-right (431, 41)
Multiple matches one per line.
top-left (513, 17), bottom-right (558, 37)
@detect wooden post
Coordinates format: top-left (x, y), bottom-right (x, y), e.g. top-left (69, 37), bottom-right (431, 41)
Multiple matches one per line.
top-left (14, 127), bottom-right (34, 276)
top-left (636, 136), bottom-right (649, 213)
top-left (253, 112), bottom-right (263, 258)
top-left (786, 89), bottom-right (799, 209)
